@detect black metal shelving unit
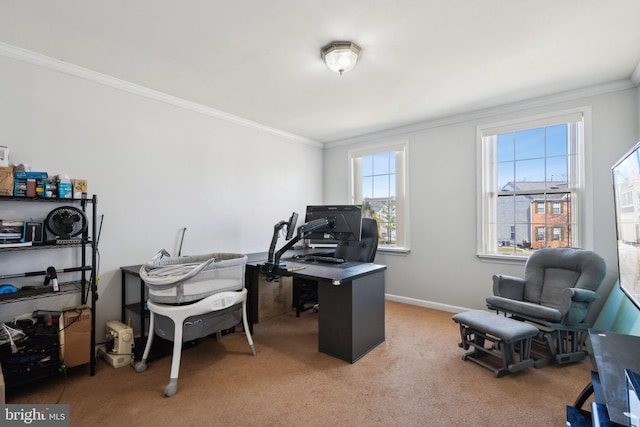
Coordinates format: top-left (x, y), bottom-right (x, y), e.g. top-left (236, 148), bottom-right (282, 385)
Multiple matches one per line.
top-left (0, 194), bottom-right (98, 377)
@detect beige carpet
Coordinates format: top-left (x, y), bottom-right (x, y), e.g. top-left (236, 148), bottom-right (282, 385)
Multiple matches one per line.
top-left (6, 301), bottom-right (592, 426)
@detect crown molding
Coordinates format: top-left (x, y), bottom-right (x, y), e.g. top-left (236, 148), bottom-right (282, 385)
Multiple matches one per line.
top-left (325, 79), bottom-right (637, 148)
top-left (2, 41), bottom-right (635, 151)
top-left (0, 42), bottom-right (321, 148)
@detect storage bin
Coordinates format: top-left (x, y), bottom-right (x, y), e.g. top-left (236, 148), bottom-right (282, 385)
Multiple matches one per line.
top-left (154, 304), bottom-right (242, 342)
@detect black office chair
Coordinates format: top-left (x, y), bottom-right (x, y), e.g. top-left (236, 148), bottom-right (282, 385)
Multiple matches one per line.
top-left (294, 218), bottom-right (379, 316)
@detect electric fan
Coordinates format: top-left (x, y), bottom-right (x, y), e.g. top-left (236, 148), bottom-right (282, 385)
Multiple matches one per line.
top-left (45, 206), bottom-right (88, 244)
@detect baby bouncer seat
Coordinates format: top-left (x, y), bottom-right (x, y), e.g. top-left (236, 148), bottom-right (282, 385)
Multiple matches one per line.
top-left (134, 250), bottom-right (255, 397)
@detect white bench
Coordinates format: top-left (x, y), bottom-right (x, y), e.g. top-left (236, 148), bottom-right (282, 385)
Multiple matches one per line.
top-left (452, 310), bottom-right (539, 377)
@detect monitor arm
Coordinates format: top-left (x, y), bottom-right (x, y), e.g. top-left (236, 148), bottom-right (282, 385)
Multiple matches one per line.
top-left (296, 218), bottom-right (330, 239)
top-left (272, 218), bottom-right (329, 267)
top-left (263, 218), bottom-right (330, 279)
top-left (267, 220), bottom-right (287, 265)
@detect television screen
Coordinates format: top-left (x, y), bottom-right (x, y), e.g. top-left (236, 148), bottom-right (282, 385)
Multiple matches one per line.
top-left (612, 141), bottom-right (640, 309)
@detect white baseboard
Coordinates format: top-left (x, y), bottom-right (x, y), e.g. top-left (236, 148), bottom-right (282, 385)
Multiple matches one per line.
top-left (384, 293), bottom-right (470, 314)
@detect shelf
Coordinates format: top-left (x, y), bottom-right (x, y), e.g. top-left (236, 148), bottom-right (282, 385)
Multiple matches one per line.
top-left (0, 195), bottom-right (93, 203)
top-left (0, 280), bottom-right (84, 304)
top-left (125, 303), bottom-right (148, 316)
top-left (0, 241), bottom-right (93, 252)
top-left (0, 193), bottom-right (98, 377)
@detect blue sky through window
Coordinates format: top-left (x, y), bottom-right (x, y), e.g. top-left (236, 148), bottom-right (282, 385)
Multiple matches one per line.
top-left (362, 152), bottom-right (396, 199)
top-left (497, 124), bottom-right (569, 190)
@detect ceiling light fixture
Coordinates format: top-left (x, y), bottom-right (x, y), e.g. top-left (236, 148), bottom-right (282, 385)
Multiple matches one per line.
top-left (321, 41), bottom-right (362, 75)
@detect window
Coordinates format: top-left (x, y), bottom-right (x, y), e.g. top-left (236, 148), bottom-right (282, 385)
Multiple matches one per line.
top-left (350, 141), bottom-right (409, 251)
top-left (621, 190), bottom-right (633, 211)
top-left (478, 110), bottom-right (585, 257)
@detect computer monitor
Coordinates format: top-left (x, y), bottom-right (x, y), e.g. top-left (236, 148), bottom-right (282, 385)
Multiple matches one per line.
top-left (303, 205), bottom-right (362, 241)
top-left (285, 211), bottom-right (298, 240)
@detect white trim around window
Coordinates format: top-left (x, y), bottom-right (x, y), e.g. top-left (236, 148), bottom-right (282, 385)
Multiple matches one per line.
top-left (476, 106), bottom-right (593, 263)
top-left (349, 140), bottom-right (410, 253)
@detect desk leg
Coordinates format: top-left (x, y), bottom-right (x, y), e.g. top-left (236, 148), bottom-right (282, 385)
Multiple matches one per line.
top-left (121, 270), bottom-right (126, 324)
top-left (245, 268), bottom-right (258, 334)
top-left (139, 278), bottom-right (145, 336)
top-left (318, 270), bottom-right (385, 363)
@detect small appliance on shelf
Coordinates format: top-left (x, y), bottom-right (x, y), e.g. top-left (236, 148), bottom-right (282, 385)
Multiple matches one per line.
top-left (44, 206), bottom-right (88, 244)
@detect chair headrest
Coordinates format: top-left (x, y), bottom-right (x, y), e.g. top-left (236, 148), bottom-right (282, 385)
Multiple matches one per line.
top-left (525, 247), bottom-right (606, 291)
top-left (361, 217), bottom-right (379, 240)
top-left (334, 217), bottom-right (379, 262)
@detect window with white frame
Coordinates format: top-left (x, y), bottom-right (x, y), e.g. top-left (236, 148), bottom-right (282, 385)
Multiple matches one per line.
top-left (478, 110), bottom-right (585, 257)
top-left (350, 141), bottom-right (409, 251)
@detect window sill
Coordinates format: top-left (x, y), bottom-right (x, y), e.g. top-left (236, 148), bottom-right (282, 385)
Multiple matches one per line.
top-left (476, 252), bottom-right (528, 265)
top-left (378, 246), bottom-right (411, 255)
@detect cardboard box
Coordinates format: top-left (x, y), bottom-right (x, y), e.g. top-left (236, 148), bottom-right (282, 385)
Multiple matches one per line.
top-left (44, 180), bottom-right (57, 198)
top-left (13, 178), bottom-right (26, 197)
top-left (26, 178), bottom-right (36, 197)
top-left (0, 167), bottom-right (13, 196)
top-left (258, 275), bottom-right (293, 321)
top-left (14, 171), bottom-right (48, 179)
top-left (0, 220), bottom-right (23, 242)
top-left (0, 361), bottom-right (4, 404)
top-left (59, 305), bottom-right (92, 368)
top-left (0, 146), bottom-right (8, 168)
top-left (35, 179), bottom-right (45, 197)
top-left (73, 179), bottom-right (87, 198)
top-left (23, 221), bottom-right (43, 243)
top-left (58, 182), bottom-right (72, 199)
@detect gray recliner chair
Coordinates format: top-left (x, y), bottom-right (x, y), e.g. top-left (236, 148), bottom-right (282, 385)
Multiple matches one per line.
top-left (486, 247), bottom-right (606, 367)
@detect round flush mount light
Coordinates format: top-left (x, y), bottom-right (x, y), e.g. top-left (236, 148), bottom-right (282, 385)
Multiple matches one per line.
top-left (321, 41), bottom-right (362, 75)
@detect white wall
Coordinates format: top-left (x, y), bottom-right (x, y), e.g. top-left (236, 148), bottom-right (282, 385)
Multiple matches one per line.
top-left (324, 86), bottom-right (639, 312)
top-left (0, 54), bottom-right (323, 336)
top-left (2, 47), bottom-right (638, 338)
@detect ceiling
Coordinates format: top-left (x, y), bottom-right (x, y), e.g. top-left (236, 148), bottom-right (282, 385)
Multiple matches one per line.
top-left (1, 1), bottom-right (640, 144)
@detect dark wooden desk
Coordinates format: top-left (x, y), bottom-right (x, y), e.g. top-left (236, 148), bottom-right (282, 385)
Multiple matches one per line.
top-left (589, 329), bottom-right (640, 425)
top-left (570, 330), bottom-right (640, 425)
top-left (245, 251), bottom-right (387, 363)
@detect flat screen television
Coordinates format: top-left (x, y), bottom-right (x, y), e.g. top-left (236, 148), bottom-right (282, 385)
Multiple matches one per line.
top-left (303, 205), bottom-right (362, 242)
top-left (612, 140), bottom-right (640, 309)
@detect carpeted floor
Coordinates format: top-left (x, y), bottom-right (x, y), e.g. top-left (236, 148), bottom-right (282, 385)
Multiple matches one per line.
top-left (5, 301), bottom-right (592, 426)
